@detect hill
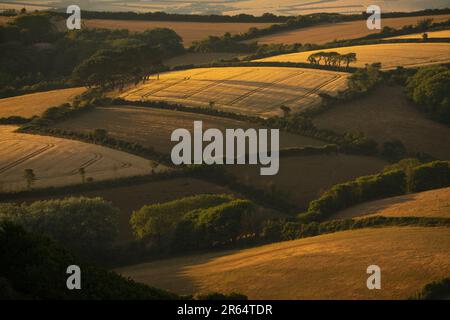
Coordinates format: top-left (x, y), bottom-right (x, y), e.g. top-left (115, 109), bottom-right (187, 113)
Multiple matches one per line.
top-left (0, 87), bottom-right (85, 118)
top-left (387, 29), bottom-right (450, 39)
top-left (249, 14), bottom-right (450, 45)
top-left (0, 125), bottom-right (165, 191)
top-left (52, 105), bottom-right (326, 154)
top-left (329, 187), bottom-right (450, 220)
top-left (116, 226), bottom-right (450, 299)
top-left (313, 85), bottom-right (450, 159)
top-left (119, 67), bottom-right (349, 117)
top-left (256, 43), bottom-right (450, 70)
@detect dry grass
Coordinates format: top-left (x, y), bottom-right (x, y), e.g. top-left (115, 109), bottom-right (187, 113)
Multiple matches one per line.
top-left (119, 67), bottom-right (349, 117)
top-left (313, 85), bottom-right (450, 160)
top-left (117, 226), bottom-right (450, 299)
top-left (0, 126), bottom-right (166, 192)
top-left (256, 43), bottom-right (450, 70)
top-left (0, 87), bottom-right (86, 118)
top-left (53, 105), bottom-right (326, 154)
top-left (226, 154), bottom-right (387, 209)
top-left (387, 29), bottom-right (450, 39)
top-left (330, 187), bottom-right (450, 220)
top-left (83, 19), bottom-right (273, 46)
top-left (249, 14), bottom-right (450, 45)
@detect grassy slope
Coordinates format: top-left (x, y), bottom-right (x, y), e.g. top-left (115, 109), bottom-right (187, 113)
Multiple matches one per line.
top-left (313, 85), bottom-right (450, 160)
top-left (117, 226), bottom-right (450, 299)
top-left (329, 187), bottom-right (450, 220)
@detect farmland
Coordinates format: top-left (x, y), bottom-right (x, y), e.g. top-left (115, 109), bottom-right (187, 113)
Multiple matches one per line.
top-left (53, 105), bottom-right (326, 154)
top-left (313, 85), bottom-right (450, 160)
top-left (226, 154), bottom-right (387, 209)
top-left (249, 14), bottom-right (450, 45)
top-left (117, 226), bottom-right (450, 299)
top-left (0, 87), bottom-right (86, 118)
top-left (256, 43), bottom-right (450, 70)
top-left (83, 19), bottom-right (273, 46)
top-left (330, 187), bottom-right (450, 220)
top-left (0, 126), bottom-right (165, 191)
top-left (387, 29), bottom-right (450, 39)
top-left (119, 67), bottom-right (349, 117)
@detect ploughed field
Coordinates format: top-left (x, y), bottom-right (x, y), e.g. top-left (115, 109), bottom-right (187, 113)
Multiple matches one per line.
top-left (117, 226), bottom-right (450, 299)
top-left (53, 105), bottom-right (326, 154)
top-left (0, 87), bottom-right (86, 118)
top-left (256, 43), bottom-right (450, 70)
top-left (120, 67), bottom-right (349, 117)
top-left (329, 187), bottom-right (450, 220)
top-left (248, 14), bottom-right (450, 45)
top-left (0, 126), bottom-right (165, 191)
top-left (313, 85), bottom-right (450, 160)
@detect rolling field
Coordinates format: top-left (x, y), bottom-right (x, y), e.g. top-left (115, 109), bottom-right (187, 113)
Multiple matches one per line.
top-left (120, 67), bottom-right (349, 117)
top-left (117, 226), bottom-right (450, 299)
top-left (387, 29), bottom-right (450, 39)
top-left (256, 43), bottom-right (450, 70)
top-left (0, 126), bottom-right (166, 192)
top-left (313, 85), bottom-right (450, 160)
top-left (249, 14), bottom-right (450, 45)
top-left (83, 19), bottom-right (273, 46)
top-left (0, 87), bottom-right (86, 118)
top-left (226, 154), bottom-right (387, 209)
top-left (330, 187), bottom-right (450, 220)
top-left (53, 105), bottom-right (327, 154)
top-left (163, 52), bottom-right (244, 67)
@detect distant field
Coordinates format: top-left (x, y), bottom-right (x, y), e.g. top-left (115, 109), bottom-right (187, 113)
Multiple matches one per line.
top-left (163, 52), bottom-right (244, 67)
top-left (0, 126), bottom-right (165, 192)
top-left (117, 226), bottom-right (450, 299)
top-left (330, 187), bottom-right (450, 220)
top-left (120, 67), bottom-right (349, 117)
top-left (0, 87), bottom-right (86, 118)
top-left (226, 154), bottom-right (387, 209)
top-left (4, 177), bottom-right (236, 242)
top-left (387, 29), bottom-right (450, 39)
top-left (256, 43), bottom-right (450, 70)
top-left (249, 14), bottom-right (450, 45)
top-left (53, 106), bottom-right (326, 154)
top-left (83, 19), bottom-right (273, 46)
top-left (313, 85), bottom-right (450, 160)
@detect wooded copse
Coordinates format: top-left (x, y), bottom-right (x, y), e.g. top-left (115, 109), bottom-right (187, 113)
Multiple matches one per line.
top-left (308, 52), bottom-right (357, 68)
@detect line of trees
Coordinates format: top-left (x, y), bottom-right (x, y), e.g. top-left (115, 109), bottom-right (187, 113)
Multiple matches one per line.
top-left (307, 52), bottom-right (357, 68)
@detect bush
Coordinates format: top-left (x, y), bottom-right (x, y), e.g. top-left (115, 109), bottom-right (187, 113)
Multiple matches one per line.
top-left (0, 197), bottom-right (119, 258)
top-left (410, 161), bottom-right (450, 192)
top-left (413, 278), bottom-right (450, 300)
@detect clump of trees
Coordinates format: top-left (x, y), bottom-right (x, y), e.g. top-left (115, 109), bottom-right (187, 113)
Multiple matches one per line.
top-left (307, 52), bottom-right (357, 68)
top-left (0, 197), bottom-right (119, 258)
top-left (406, 65), bottom-right (450, 124)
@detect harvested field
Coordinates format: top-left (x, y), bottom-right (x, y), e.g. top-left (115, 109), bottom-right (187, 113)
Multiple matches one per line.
top-left (83, 19), bottom-right (273, 46)
top-left (226, 154), bottom-right (387, 209)
top-left (330, 187), bottom-right (450, 220)
top-left (120, 67), bottom-right (349, 117)
top-left (53, 105), bottom-right (327, 154)
top-left (256, 43), bottom-right (450, 70)
top-left (117, 226), bottom-right (450, 299)
top-left (0, 126), bottom-right (166, 192)
top-left (249, 15), bottom-right (450, 45)
top-left (163, 52), bottom-right (243, 67)
top-left (3, 177), bottom-right (236, 242)
top-left (387, 29), bottom-right (450, 39)
top-left (0, 87), bottom-right (86, 118)
top-left (313, 85), bottom-right (450, 160)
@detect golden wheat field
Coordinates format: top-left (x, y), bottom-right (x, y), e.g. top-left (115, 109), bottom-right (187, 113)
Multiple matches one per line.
top-left (313, 85), bottom-right (450, 160)
top-left (249, 15), bottom-right (450, 45)
top-left (53, 105), bottom-right (326, 154)
top-left (0, 126), bottom-right (166, 191)
top-left (120, 67), bottom-right (349, 117)
top-left (387, 29), bottom-right (450, 39)
top-left (83, 19), bottom-right (273, 46)
top-left (226, 154), bottom-right (387, 208)
top-left (330, 187), bottom-right (450, 220)
top-left (117, 226), bottom-right (450, 299)
top-left (256, 43), bottom-right (450, 70)
top-left (163, 52), bottom-right (244, 67)
top-left (0, 87), bottom-right (86, 118)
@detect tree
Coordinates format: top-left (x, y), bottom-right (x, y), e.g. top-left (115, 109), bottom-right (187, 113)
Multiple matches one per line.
top-left (342, 53), bottom-right (357, 68)
top-left (422, 33), bottom-right (429, 41)
top-left (78, 167), bottom-right (86, 183)
top-left (280, 105), bottom-right (291, 117)
top-left (23, 169), bottom-right (36, 189)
